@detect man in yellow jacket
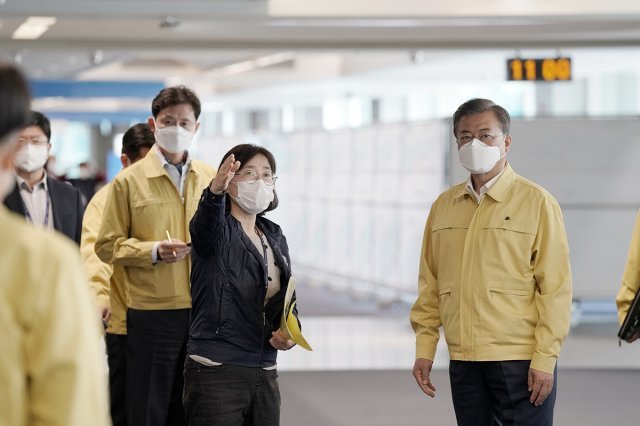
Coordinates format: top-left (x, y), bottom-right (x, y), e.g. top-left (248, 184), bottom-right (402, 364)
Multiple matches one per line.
top-left (616, 211), bottom-right (640, 339)
top-left (0, 63), bottom-right (110, 425)
top-left (81, 122), bottom-right (154, 426)
top-left (96, 86), bottom-right (215, 426)
top-left (410, 98), bottom-right (572, 425)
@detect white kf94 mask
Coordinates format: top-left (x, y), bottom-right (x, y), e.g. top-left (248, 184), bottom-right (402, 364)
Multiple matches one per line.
top-left (458, 138), bottom-right (504, 174)
top-left (231, 180), bottom-right (274, 214)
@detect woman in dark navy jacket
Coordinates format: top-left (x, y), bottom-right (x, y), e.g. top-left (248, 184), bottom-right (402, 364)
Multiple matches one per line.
top-left (184, 144), bottom-right (296, 426)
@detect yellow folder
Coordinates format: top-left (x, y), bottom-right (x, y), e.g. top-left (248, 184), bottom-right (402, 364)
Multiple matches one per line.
top-left (279, 277), bottom-right (313, 351)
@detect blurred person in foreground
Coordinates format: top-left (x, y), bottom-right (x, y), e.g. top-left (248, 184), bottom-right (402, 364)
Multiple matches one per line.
top-left (410, 98), bottom-right (572, 425)
top-left (0, 63), bottom-right (110, 425)
top-left (81, 123), bottom-right (154, 426)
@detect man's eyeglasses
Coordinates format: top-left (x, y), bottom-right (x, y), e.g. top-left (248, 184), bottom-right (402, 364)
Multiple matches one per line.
top-left (18, 137), bottom-right (48, 146)
top-left (457, 134), bottom-right (505, 145)
top-left (234, 170), bottom-right (277, 186)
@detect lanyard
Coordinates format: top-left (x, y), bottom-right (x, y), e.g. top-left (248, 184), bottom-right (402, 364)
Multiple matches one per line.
top-left (255, 226), bottom-right (270, 289)
top-left (21, 191), bottom-right (50, 227)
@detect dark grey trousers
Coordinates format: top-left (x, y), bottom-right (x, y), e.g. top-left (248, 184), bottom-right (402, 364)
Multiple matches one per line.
top-left (183, 357), bottom-right (281, 426)
top-left (449, 360), bottom-right (557, 426)
top-left (105, 332), bottom-right (127, 426)
top-left (126, 308), bottom-right (189, 426)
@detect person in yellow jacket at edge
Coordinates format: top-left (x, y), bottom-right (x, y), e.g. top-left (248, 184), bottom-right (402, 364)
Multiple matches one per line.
top-left (81, 122), bottom-right (154, 426)
top-left (616, 210), bottom-right (640, 341)
top-left (0, 63), bottom-right (110, 425)
top-left (410, 98), bottom-right (572, 426)
top-left (95, 86), bottom-right (215, 426)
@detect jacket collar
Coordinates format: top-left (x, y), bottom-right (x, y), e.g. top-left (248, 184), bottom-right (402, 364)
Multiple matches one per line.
top-left (143, 148), bottom-right (167, 178)
top-left (142, 147), bottom-right (207, 179)
top-left (15, 170), bottom-right (48, 192)
top-left (485, 163), bottom-right (516, 203)
top-left (452, 163), bottom-right (516, 203)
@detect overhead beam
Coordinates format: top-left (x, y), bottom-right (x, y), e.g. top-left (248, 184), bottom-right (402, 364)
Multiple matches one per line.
top-left (269, 0), bottom-right (640, 17)
top-left (4, 38), bottom-right (640, 51)
top-left (0, 1), bottom-right (268, 18)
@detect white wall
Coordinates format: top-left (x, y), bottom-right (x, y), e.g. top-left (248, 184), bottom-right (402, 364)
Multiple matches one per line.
top-left (198, 121), bottom-right (449, 302)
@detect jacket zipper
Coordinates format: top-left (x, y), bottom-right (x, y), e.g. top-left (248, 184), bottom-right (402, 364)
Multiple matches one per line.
top-left (259, 266), bottom-right (268, 367)
top-left (259, 312), bottom-right (266, 367)
top-left (256, 226), bottom-right (270, 367)
top-left (216, 284), bottom-right (225, 334)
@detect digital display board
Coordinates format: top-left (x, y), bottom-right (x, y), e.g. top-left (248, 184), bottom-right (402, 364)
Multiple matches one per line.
top-left (507, 57), bottom-right (572, 81)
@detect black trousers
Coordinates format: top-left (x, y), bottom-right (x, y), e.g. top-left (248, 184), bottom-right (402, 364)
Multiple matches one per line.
top-left (183, 357), bottom-right (281, 426)
top-left (449, 360), bottom-right (557, 426)
top-left (127, 308), bottom-right (189, 426)
top-left (105, 333), bottom-right (127, 426)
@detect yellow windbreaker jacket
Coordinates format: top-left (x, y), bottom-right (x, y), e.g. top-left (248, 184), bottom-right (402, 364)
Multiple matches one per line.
top-left (0, 205), bottom-right (110, 426)
top-left (95, 152), bottom-right (215, 310)
top-left (410, 164), bottom-right (572, 373)
top-left (616, 210), bottom-right (640, 324)
top-left (81, 184), bottom-right (111, 312)
top-left (81, 183), bottom-right (128, 334)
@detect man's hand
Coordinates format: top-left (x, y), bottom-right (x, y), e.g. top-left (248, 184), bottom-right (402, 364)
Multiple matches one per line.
top-left (412, 358), bottom-right (437, 398)
top-left (158, 240), bottom-right (191, 263)
top-left (269, 329), bottom-right (295, 351)
top-left (100, 306), bottom-right (111, 322)
top-left (528, 368), bottom-right (554, 406)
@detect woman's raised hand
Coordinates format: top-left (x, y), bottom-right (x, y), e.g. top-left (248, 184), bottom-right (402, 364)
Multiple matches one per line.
top-left (210, 154), bottom-right (241, 194)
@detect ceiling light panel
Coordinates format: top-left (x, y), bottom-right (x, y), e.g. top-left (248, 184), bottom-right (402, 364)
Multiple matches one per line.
top-left (12, 16), bottom-right (57, 40)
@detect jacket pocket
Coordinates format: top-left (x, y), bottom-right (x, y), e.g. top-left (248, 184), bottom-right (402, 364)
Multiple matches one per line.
top-left (480, 220), bottom-right (536, 236)
top-left (437, 283), bottom-right (460, 347)
top-left (439, 288), bottom-right (452, 297)
top-left (128, 264), bottom-right (177, 299)
top-left (131, 198), bottom-right (175, 241)
top-left (484, 284), bottom-right (537, 346)
top-left (216, 283), bottom-right (227, 334)
top-left (431, 223), bottom-right (469, 266)
top-left (431, 222), bottom-right (469, 232)
top-left (489, 287), bottom-right (531, 297)
top-left (479, 222), bottom-right (536, 272)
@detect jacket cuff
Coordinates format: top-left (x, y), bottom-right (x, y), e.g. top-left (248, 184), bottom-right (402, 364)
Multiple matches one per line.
top-left (530, 353), bottom-right (557, 373)
top-left (199, 187), bottom-right (224, 207)
top-left (416, 340), bottom-right (437, 361)
top-left (94, 294), bottom-right (110, 310)
top-left (132, 241), bottom-right (157, 269)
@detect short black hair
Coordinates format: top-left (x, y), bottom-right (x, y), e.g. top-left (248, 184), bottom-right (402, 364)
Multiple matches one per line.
top-left (122, 123), bottom-right (154, 162)
top-left (151, 85), bottom-right (201, 119)
top-left (452, 98), bottom-right (511, 137)
top-left (28, 111), bottom-right (52, 141)
top-left (0, 63), bottom-right (31, 144)
top-left (219, 144), bottom-right (279, 214)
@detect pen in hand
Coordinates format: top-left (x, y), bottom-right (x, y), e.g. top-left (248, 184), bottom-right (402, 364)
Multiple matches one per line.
top-left (165, 230), bottom-right (177, 258)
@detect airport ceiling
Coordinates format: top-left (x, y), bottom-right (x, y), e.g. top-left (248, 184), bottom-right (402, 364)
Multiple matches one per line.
top-left (1, 0), bottom-right (640, 85)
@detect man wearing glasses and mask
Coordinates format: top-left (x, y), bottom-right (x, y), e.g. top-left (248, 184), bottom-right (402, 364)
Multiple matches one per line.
top-left (4, 111), bottom-right (85, 243)
top-left (410, 98), bottom-right (572, 425)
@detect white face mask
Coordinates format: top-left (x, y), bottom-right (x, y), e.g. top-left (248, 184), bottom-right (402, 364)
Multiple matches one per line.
top-left (154, 124), bottom-right (193, 154)
top-left (458, 138), bottom-right (504, 174)
top-left (14, 143), bottom-right (49, 173)
top-left (231, 180), bottom-right (274, 214)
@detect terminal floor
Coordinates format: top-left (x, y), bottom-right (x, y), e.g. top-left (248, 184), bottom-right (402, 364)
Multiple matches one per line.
top-left (279, 368), bottom-right (640, 426)
top-left (278, 284), bottom-right (640, 425)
